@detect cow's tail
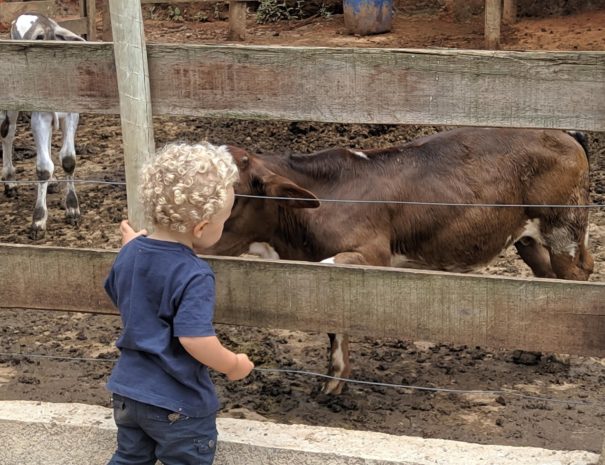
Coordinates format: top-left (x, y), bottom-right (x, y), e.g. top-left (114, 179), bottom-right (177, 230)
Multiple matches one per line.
top-left (566, 130), bottom-right (590, 162)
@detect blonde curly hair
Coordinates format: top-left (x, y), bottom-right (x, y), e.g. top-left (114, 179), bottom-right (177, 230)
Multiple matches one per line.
top-left (140, 142), bottom-right (239, 233)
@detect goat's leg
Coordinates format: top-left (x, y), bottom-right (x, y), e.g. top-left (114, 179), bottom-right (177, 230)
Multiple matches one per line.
top-left (1, 111), bottom-right (19, 197)
top-left (59, 112), bottom-right (80, 225)
top-left (30, 112), bottom-right (54, 240)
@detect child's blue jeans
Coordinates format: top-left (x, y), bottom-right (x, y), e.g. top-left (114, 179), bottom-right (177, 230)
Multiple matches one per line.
top-left (107, 394), bottom-right (218, 465)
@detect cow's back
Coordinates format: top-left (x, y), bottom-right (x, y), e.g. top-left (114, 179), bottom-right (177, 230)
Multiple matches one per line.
top-left (301, 128), bottom-right (590, 272)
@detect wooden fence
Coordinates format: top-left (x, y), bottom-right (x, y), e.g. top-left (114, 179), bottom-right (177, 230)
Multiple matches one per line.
top-left (1, 42), bottom-right (604, 129)
top-left (0, 39), bottom-right (604, 355)
top-left (2, 244), bottom-right (605, 356)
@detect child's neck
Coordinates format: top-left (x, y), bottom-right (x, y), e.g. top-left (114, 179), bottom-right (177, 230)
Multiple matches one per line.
top-left (149, 226), bottom-right (194, 249)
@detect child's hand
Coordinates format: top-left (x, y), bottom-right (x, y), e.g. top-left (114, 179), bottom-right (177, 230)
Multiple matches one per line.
top-left (120, 220), bottom-right (147, 245)
top-left (227, 354), bottom-right (254, 381)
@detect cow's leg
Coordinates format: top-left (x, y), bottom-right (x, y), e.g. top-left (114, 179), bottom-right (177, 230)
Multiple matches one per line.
top-left (321, 247), bottom-right (390, 395)
top-left (323, 333), bottom-right (350, 395)
top-left (58, 112), bottom-right (80, 225)
top-left (514, 237), bottom-right (556, 278)
top-left (30, 112), bottom-right (54, 240)
top-left (1, 111), bottom-right (19, 197)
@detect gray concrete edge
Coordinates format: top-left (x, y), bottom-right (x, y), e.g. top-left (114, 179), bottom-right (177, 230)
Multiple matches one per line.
top-left (0, 401), bottom-right (600, 465)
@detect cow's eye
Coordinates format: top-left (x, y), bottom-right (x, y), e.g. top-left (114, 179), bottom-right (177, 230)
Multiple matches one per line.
top-left (251, 177), bottom-right (264, 193)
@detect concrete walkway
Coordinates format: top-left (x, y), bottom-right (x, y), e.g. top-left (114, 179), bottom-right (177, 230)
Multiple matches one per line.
top-left (0, 401), bottom-right (600, 465)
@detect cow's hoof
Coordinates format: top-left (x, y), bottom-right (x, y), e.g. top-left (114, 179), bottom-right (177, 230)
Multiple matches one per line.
top-left (321, 379), bottom-right (345, 395)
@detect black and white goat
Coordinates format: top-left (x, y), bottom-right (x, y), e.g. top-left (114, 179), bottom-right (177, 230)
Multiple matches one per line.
top-left (1, 14), bottom-right (84, 239)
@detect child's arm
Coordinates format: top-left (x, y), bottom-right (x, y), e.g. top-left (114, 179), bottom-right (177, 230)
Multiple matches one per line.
top-left (179, 335), bottom-right (254, 381)
top-left (120, 220), bottom-right (148, 245)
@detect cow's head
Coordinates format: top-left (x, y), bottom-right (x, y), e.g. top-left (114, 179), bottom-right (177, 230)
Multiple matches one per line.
top-left (199, 145), bottom-right (320, 256)
top-left (11, 14), bottom-right (85, 41)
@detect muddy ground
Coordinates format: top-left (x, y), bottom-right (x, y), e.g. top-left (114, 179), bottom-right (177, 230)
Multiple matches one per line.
top-left (1, 0), bottom-right (604, 455)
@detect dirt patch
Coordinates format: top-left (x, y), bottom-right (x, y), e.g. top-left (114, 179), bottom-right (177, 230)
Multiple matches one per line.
top-left (1, 1), bottom-right (605, 455)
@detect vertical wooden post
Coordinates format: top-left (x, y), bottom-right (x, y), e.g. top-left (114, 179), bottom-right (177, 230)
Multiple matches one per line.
top-left (484, 0), bottom-right (502, 49)
top-left (502, 0), bottom-right (516, 24)
top-left (598, 436), bottom-right (605, 465)
top-left (228, 0), bottom-right (247, 41)
top-left (108, 0), bottom-right (155, 230)
top-left (102, 0), bottom-right (113, 41)
top-left (84, 0), bottom-right (96, 41)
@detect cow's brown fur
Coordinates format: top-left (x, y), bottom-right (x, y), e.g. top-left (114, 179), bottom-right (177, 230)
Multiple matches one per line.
top-left (204, 127), bottom-right (594, 393)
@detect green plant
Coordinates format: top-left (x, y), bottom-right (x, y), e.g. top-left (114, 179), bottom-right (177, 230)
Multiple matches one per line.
top-left (193, 11), bottom-right (209, 22)
top-left (256, 0), bottom-right (303, 23)
top-left (168, 6), bottom-right (184, 22)
top-left (318, 2), bottom-right (332, 18)
top-left (213, 1), bottom-right (226, 20)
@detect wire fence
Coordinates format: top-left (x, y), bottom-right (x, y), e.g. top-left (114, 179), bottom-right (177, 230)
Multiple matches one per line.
top-left (0, 350), bottom-right (603, 408)
top-left (1, 177), bottom-right (604, 209)
top-left (1, 173), bottom-right (604, 416)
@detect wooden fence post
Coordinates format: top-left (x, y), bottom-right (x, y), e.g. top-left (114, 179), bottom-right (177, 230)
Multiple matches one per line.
top-left (484, 0), bottom-right (502, 49)
top-left (108, 0), bottom-right (155, 230)
top-left (502, 0), bottom-right (516, 24)
top-left (102, 0), bottom-right (112, 41)
top-left (228, 0), bottom-right (246, 41)
top-left (84, 0), bottom-right (96, 40)
top-left (598, 436), bottom-right (605, 465)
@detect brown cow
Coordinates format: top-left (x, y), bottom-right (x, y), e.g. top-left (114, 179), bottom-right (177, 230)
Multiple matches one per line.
top-left (203, 127), bottom-right (593, 394)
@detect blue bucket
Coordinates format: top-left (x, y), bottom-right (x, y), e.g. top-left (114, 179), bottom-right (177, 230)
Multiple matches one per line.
top-left (343, 0), bottom-right (393, 35)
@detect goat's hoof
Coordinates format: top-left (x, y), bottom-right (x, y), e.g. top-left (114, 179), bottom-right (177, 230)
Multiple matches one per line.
top-left (47, 182), bottom-right (60, 194)
top-left (29, 225), bottom-right (46, 241)
top-left (65, 200), bottom-right (81, 225)
top-left (4, 185), bottom-right (18, 198)
top-left (65, 213), bottom-right (80, 226)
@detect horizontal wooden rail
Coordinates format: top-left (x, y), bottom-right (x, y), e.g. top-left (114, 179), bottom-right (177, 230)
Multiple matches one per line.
top-left (1, 41), bottom-right (604, 130)
top-left (1, 243), bottom-right (604, 356)
top-left (56, 17), bottom-right (89, 37)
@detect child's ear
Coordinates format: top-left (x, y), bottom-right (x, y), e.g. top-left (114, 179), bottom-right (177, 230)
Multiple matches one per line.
top-left (193, 220), bottom-right (209, 238)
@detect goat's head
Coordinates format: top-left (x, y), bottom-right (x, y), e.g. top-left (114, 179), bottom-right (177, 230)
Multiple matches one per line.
top-left (11, 13), bottom-right (85, 41)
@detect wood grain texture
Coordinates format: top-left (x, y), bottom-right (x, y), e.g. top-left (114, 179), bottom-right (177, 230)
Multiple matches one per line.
top-left (1, 244), bottom-right (603, 356)
top-left (484, 0), bottom-right (501, 49)
top-left (1, 41), bottom-right (604, 130)
top-left (502, 0), bottom-right (517, 24)
top-left (108, 0), bottom-right (155, 230)
top-left (227, 0), bottom-right (247, 41)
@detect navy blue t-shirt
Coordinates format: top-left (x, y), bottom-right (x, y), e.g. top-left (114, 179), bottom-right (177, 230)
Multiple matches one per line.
top-left (104, 236), bottom-right (220, 417)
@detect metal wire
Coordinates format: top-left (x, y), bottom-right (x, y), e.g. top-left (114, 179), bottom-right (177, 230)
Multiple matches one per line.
top-left (1, 179), bottom-right (126, 186)
top-left (1, 178), bottom-right (603, 209)
top-left (1, 351), bottom-right (602, 407)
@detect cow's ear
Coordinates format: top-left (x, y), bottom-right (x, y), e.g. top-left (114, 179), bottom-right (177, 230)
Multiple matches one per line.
top-left (262, 174), bottom-right (320, 209)
top-left (54, 26), bottom-right (85, 41)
